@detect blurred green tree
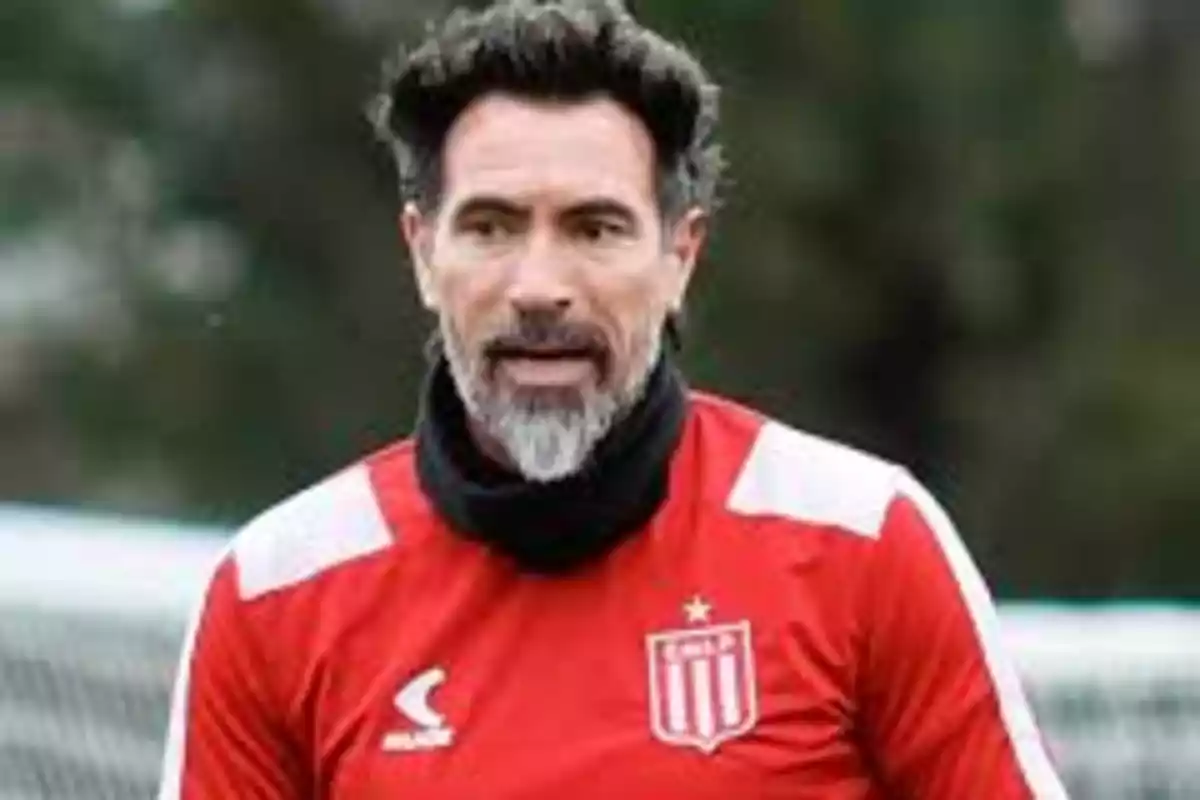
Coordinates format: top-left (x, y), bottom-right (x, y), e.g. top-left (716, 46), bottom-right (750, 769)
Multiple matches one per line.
top-left (1, 0), bottom-right (1196, 598)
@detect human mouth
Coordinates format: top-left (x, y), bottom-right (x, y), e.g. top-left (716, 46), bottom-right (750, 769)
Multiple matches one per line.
top-left (488, 346), bottom-right (603, 389)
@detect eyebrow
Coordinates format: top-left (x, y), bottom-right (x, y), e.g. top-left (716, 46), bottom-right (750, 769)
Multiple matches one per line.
top-left (450, 195), bottom-right (529, 221)
top-left (560, 199), bottom-right (638, 228)
top-left (448, 195), bottom-right (640, 228)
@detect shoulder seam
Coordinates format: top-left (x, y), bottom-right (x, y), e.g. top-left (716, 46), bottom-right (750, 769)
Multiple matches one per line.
top-left (231, 463), bottom-right (395, 601)
top-left (726, 419), bottom-right (903, 539)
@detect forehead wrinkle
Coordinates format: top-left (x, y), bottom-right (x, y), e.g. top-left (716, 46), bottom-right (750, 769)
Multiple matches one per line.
top-left (448, 167), bottom-right (643, 217)
top-left (441, 94), bottom-right (657, 213)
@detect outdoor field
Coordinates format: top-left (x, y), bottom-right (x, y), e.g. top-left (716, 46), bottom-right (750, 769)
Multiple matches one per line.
top-left (3, 1), bottom-right (1197, 797)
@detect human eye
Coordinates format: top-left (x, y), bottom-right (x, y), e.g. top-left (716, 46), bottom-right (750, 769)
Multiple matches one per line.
top-left (453, 205), bottom-right (522, 246)
top-left (459, 215), bottom-right (512, 243)
top-left (573, 215), bottom-right (630, 245)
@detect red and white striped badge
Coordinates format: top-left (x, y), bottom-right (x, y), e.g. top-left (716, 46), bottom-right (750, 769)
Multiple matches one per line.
top-left (645, 598), bottom-right (758, 754)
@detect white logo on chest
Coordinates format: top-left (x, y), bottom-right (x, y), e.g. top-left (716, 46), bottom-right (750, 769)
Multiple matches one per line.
top-left (382, 667), bottom-right (455, 753)
top-left (645, 597), bottom-right (759, 754)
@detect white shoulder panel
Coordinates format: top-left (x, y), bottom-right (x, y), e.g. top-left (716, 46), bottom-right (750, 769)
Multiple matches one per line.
top-left (726, 420), bottom-right (901, 538)
top-left (232, 464), bottom-right (394, 600)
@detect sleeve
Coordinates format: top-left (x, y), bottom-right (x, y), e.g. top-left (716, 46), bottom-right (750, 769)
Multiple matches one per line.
top-left (856, 472), bottom-right (1068, 799)
top-left (157, 552), bottom-right (309, 800)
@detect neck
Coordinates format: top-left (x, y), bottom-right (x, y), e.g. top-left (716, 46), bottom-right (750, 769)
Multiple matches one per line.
top-left (414, 355), bottom-right (688, 573)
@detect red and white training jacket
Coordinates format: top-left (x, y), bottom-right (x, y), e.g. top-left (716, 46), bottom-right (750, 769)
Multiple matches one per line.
top-left (159, 391), bottom-right (1068, 799)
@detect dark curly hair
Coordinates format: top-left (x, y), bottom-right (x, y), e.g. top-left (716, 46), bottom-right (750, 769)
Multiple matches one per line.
top-left (369, 0), bottom-right (725, 222)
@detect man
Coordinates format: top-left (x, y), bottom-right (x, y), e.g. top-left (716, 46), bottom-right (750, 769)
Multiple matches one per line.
top-left (159, 1), bottom-right (1067, 797)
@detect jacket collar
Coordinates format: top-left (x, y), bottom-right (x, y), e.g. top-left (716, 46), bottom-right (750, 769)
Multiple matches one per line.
top-left (414, 355), bottom-right (687, 573)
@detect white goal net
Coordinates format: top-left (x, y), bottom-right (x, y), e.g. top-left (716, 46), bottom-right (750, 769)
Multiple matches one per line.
top-left (1002, 604), bottom-right (1200, 798)
top-left (1, 503), bottom-right (1197, 799)
top-left (0, 506), bottom-right (222, 800)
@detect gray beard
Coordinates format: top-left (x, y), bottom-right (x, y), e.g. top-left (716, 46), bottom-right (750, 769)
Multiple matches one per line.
top-left (441, 320), bottom-right (661, 483)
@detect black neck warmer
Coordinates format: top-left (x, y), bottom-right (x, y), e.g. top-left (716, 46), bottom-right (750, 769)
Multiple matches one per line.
top-left (414, 356), bottom-right (687, 574)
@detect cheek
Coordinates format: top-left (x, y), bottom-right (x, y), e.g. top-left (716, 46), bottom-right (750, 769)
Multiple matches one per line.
top-left (594, 263), bottom-right (672, 349)
top-left (434, 263), bottom-right (505, 344)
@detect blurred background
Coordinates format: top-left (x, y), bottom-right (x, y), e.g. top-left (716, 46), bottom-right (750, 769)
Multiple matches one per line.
top-left (1, 0), bottom-right (1197, 797)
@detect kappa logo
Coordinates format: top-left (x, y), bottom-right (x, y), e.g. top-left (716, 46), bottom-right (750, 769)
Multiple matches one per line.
top-left (645, 596), bottom-right (759, 754)
top-left (381, 666), bottom-right (455, 753)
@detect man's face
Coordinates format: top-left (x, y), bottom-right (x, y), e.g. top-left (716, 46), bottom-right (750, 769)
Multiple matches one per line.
top-left (403, 93), bottom-right (705, 482)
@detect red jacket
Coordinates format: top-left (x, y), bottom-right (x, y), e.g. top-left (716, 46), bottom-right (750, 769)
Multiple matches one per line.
top-left (159, 392), bottom-right (1067, 799)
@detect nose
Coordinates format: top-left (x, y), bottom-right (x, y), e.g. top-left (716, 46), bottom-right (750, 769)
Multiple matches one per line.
top-left (505, 234), bottom-right (574, 314)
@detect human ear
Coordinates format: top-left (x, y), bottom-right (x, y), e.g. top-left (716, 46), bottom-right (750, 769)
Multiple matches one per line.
top-left (665, 207), bottom-right (708, 312)
top-left (401, 202), bottom-right (439, 311)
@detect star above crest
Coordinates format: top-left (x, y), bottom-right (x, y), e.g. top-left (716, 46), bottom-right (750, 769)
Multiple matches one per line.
top-left (683, 595), bottom-right (712, 624)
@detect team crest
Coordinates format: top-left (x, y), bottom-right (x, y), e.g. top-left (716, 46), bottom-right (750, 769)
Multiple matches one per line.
top-left (645, 597), bottom-right (758, 754)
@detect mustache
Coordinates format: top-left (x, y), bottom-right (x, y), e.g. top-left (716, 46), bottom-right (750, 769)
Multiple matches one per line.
top-left (482, 315), bottom-right (609, 359)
